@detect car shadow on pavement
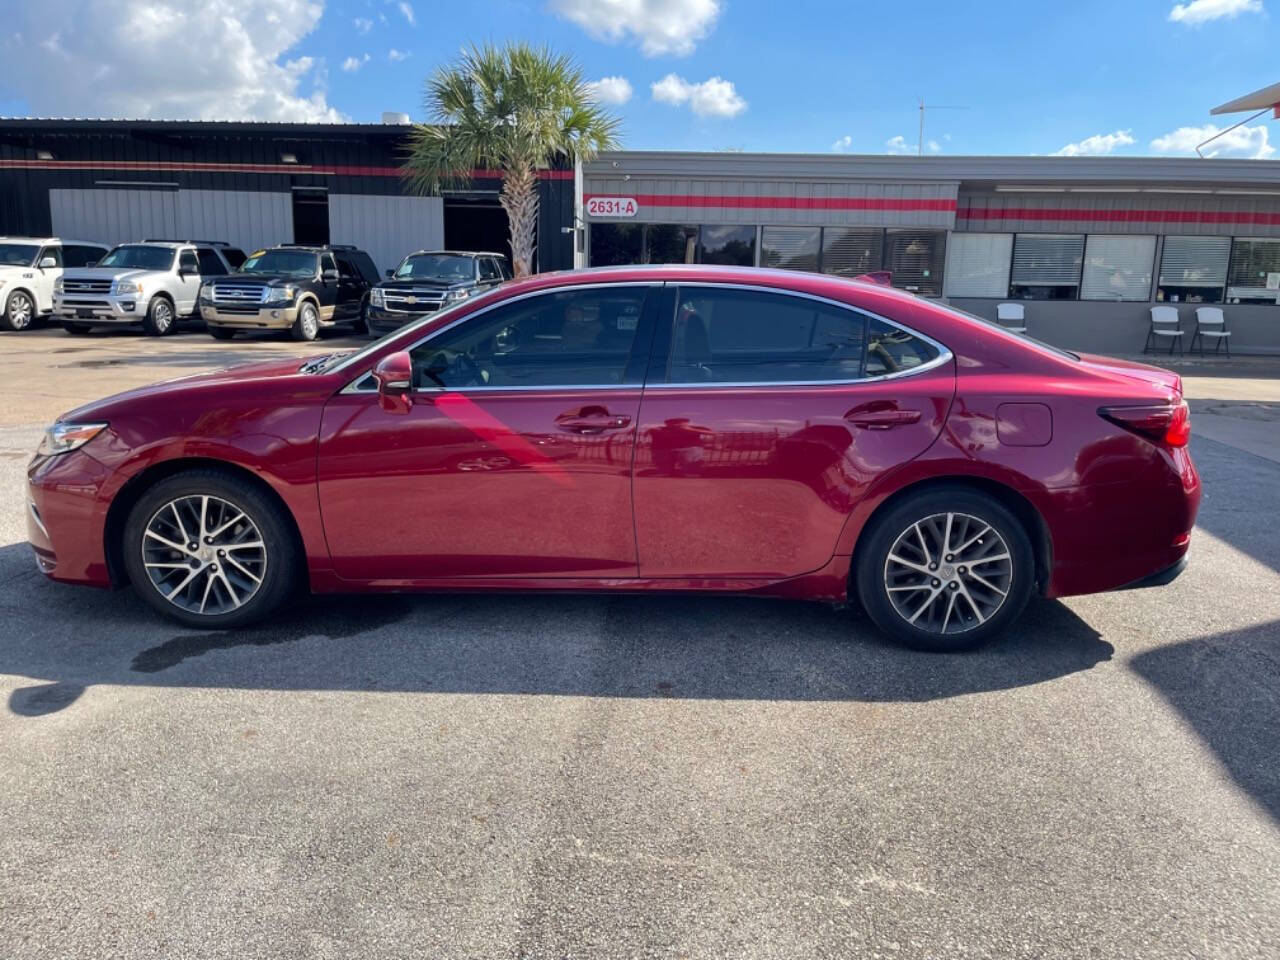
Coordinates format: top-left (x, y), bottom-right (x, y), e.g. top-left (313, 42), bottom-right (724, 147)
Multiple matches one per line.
top-left (1130, 618), bottom-right (1280, 823)
top-left (1190, 435), bottom-right (1280, 575)
top-left (1, 540), bottom-right (1113, 716)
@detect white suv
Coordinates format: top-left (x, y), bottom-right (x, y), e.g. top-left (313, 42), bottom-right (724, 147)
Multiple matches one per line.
top-left (0, 237), bottom-right (109, 332)
top-left (54, 241), bottom-right (234, 336)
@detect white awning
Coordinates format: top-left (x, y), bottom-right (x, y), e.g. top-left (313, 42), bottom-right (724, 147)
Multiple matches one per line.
top-left (1211, 80), bottom-right (1280, 115)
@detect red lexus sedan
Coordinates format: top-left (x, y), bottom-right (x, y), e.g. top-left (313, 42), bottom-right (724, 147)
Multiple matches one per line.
top-left (27, 265), bottom-right (1199, 650)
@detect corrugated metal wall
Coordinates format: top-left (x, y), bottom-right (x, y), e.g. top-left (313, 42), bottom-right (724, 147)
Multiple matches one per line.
top-left (49, 188), bottom-right (293, 249)
top-left (328, 194), bottom-right (444, 276)
top-left (584, 176), bottom-right (958, 229)
top-left (956, 191), bottom-right (1280, 237)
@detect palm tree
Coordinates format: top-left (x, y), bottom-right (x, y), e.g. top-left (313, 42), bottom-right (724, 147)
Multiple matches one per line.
top-left (405, 43), bottom-right (621, 277)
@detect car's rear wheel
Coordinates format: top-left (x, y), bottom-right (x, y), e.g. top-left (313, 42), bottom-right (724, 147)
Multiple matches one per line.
top-left (122, 470), bottom-right (300, 628)
top-left (62, 321), bottom-right (92, 335)
top-left (1, 289), bottom-right (36, 331)
top-left (855, 487), bottom-right (1034, 652)
top-left (142, 296), bottom-right (175, 336)
top-left (291, 301), bottom-right (319, 341)
top-left (208, 326), bottom-right (236, 340)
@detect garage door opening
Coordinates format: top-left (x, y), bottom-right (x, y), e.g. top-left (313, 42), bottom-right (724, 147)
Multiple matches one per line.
top-left (292, 188), bottom-right (330, 245)
top-left (444, 197), bottom-right (511, 258)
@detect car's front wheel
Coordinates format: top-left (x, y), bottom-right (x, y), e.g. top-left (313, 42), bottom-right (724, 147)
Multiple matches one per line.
top-left (142, 296), bottom-right (175, 336)
top-left (290, 301), bottom-right (319, 341)
top-left (855, 487), bottom-right (1034, 652)
top-left (1, 289), bottom-right (36, 331)
top-left (122, 470), bottom-right (300, 628)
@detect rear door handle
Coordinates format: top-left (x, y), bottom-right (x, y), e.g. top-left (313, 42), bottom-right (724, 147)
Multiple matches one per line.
top-left (845, 408), bottom-right (922, 430)
top-left (555, 412), bottom-right (632, 434)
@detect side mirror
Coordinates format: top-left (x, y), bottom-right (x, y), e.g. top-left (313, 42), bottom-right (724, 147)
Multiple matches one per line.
top-left (373, 351), bottom-right (414, 414)
top-left (38, 256), bottom-right (57, 269)
top-left (385, 268), bottom-right (394, 278)
top-left (322, 268), bottom-right (339, 282)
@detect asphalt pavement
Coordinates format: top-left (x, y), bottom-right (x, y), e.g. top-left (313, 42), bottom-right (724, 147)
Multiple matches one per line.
top-left (0, 328), bottom-right (1277, 959)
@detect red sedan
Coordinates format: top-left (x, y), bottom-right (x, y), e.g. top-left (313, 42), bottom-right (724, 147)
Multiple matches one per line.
top-left (27, 265), bottom-right (1199, 650)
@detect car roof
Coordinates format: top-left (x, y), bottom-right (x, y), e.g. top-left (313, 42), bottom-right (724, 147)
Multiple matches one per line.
top-left (403, 250), bottom-right (510, 259)
top-left (0, 236), bottom-right (107, 246)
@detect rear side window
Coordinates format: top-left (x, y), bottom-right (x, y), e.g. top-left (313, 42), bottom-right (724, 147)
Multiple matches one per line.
top-left (195, 248), bottom-right (228, 275)
top-left (665, 287), bottom-right (868, 384)
top-left (864, 317), bottom-right (941, 377)
top-left (349, 251), bottom-right (380, 283)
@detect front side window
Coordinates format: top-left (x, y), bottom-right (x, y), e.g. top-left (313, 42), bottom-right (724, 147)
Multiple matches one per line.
top-left (395, 253), bottom-right (478, 282)
top-left (98, 245), bottom-right (176, 271)
top-left (1227, 238), bottom-right (1280, 303)
top-left (239, 249), bottom-right (319, 278)
top-left (0, 242), bottom-right (40, 266)
top-left (195, 248), bottom-right (228, 276)
top-left (37, 245), bottom-right (63, 268)
top-left (335, 254), bottom-right (357, 279)
top-left (178, 251), bottom-right (199, 274)
top-left (409, 287), bottom-right (647, 389)
top-left (1080, 235), bottom-right (1155, 302)
top-left (478, 257), bottom-right (500, 281)
top-left (1010, 233), bottom-right (1084, 301)
top-left (665, 287), bottom-right (870, 384)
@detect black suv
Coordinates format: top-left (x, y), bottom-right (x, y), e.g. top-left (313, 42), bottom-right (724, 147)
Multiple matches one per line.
top-left (366, 250), bottom-right (511, 336)
top-left (200, 244), bottom-right (380, 341)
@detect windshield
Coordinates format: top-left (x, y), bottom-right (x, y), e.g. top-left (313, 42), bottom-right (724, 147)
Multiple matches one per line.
top-left (940, 303), bottom-right (1080, 361)
top-left (98, 245), bottom-right (176, 271)
top-left (239, 249), bottom-right (318, 278)
top-left (0, 243), bottom-right (39, 267)
top-left (395, 254), bottom-right (476, 282)
top-left (316, 294), bottom-right (481, 376)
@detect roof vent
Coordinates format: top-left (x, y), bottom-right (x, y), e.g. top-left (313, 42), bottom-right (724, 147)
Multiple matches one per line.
top-left (382, 112), bottom-right (411, 125)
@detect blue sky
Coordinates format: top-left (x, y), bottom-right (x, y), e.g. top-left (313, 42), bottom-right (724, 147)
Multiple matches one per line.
top-left (1, 0), bottom-right (1278, 158)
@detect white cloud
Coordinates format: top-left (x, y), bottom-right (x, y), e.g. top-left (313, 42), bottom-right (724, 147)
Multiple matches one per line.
top-left (1151, 122), bottom-right (1275, 158)
top-left (354, 16), bottom-right (373, 33)
top-left (651, 73), bottom-right (746, 117)
top-left (585, 76), bottom-right (633, 105)
top-left (397, 1), bottom-right (415, 25)
top-left (885, 135), bottom-right (914, 154)
top-left (831, 135), bottom-right (853, 152)
top-left (0, 0), bottom-right (342, 121)
top-left (341, 53), bottom-right (370, 72)
top-left (1053, 129), bottom-right (1136, 156)
top-left (387, 48), bottom-right (409, 62)
top-left (1168, 0), bottom-right (1263, 25)
top-left (550, 0), bottom-right (721, 56)
top-left (927, 139), bottom-right (942, 154)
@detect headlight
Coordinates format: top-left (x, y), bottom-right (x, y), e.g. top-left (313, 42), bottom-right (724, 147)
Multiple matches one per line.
top-left (113, 279), bottom-right (142, 296)
top-left (53, 277), bottom-right (62, 293)
top-left (265, 285), bottom-right (296, 305)
top-left (37, 422), bottom-right (108, 457)
top-left (198, 283), bottom-right (214, 303)
top-left (445, 288), bottom-right (471, 302)
top-left (369, 287), bottom-right (385, 308)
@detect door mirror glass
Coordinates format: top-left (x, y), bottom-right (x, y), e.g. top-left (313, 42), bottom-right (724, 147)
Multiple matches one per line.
top-left (373, 351), bottom-right (413, 414)
top-left (38, 256), bottom-right (57, 269)
top-left (322, 268), bottom-right (339, 281)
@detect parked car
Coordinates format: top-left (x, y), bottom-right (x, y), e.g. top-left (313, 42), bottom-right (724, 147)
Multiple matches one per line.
top-left (27, 264), bottom-right (1200, 650)
top-left (145, 239), bottom-right (247, 269)
top-left (366, 250), bottom-right (511, 336)
top-left (54, 241), bottom-right (235, 335)
top-left (0, 237), bottom-right (110, 331)
top-left (201, 244), bottom-right (379, 341)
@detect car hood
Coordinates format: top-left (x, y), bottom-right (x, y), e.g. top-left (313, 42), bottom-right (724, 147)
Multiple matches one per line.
top-left (60, 266), bottom-right (154, 282)
top-left (1076, 353), bottom-right (1182, 396)
top-left (378, 278), bottom-right (470, 291)
top-left (0, 264), bottom-right (38, 276)
top-left (227, 274), bottom-right (311, 286)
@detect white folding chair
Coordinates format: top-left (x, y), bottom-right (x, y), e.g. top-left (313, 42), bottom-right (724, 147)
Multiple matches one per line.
top-left (995, 302), bottom-right (1027, 334)
top-left (1145, 306), bottom-right (1184, 355)
top-left (1191, 307), bottom-right (1231, 356)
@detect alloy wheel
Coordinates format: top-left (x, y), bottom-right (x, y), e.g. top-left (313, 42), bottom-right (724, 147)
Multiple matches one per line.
top-left (152, 300), bottom-right (173, 333)
top-left (301, 305), bottom-right (318, 339)
top-left (882, 511), bottom-right (1013, 636)
top-left (141, 494), bottom-right (267, 615)
top-left (8, 292), bottom-right (33, 329)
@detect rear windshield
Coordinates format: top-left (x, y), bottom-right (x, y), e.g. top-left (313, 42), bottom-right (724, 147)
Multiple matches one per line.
top-left (239, 249), bottom-right (318, 278)
top-left (0, 242), bottom-right (39, 266)
top-left (395, 254), bottom-right (476, 282)
top-left (98, 245), bottom-right (175, 271)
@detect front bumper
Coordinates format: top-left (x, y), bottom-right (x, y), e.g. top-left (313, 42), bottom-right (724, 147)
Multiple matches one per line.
top-left (201, 303), bottom-right (299, 330)
top-left (27, 447), bottom-right (115, 588)
top-left (54, 293), bottom-right (146, 323)
top-left (366, 303), bottom-right (436, 336)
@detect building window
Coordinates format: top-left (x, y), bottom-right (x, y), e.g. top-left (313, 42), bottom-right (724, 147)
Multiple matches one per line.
top-left (944, 233), bottom-right (1013, 298)
top-left (1080, 235), bottom-right (1156, 302)
top-left (761, 226), bottom-right (821, 272)
top-left (884, 230), bottom-right (945, 297)
top-left (821, 228), bottom-right (884, 277)
top-left (1009, 233), bottom-right (1084, 300)
top-left (1157, 235), bottom-right (1230, 304)
top-left (646, 224), bottom-right (700, 264)
top-left (699, 225), bottom-right (757, 266)
top-left (1227, 238), bottom-right (1280, 304)
top-left (589, 223), bottom-right (642, 267)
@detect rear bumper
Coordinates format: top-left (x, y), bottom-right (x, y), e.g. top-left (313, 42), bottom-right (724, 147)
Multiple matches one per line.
top-left (201, 303), bottom-right (299, 330)
top-left (1117, 555), bottom-right (1188, 590)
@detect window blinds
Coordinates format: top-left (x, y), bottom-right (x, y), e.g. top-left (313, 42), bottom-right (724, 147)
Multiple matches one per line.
top-left (1159, 235), bottom-right (1231, 286)
top-left (1010, 234), bottom-right (1084, 287)
top-left (761, 227), bottom-right (820, 272)
top-left (1081, 235), bottom-right (1156, 302)
top-left (944, 233), bottom-right (1012, 297)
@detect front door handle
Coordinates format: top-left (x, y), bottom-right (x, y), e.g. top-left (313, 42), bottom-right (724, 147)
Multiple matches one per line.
top-left (845, 407), bottom-right (923, 430)
top-left (555, 411), bottom-right (632, 434)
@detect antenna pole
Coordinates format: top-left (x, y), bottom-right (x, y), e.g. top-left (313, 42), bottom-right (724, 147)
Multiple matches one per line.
top-left (918, 98), bottom-right (925, 157)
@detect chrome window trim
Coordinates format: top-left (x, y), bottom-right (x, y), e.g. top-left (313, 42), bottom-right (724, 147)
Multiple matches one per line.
top-left (338, 278), bottom-right (953, 394)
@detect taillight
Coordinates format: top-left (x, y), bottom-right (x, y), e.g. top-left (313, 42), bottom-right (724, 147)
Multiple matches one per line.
top-left (1099, 400), bottom-right (1191, 448)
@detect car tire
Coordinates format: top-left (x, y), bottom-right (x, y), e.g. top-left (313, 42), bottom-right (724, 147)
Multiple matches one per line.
top-left (142, 296), bottom-right (176, 336)
top-left (351, 302), bottom-right (369, 335)
top-left (854, 486), bottom-right (1035, 652)
top-left (208, 326), bottom-right (236, 341)
top-left (62, 321), bottom-right (92, 335)
top-left (1, 289), bottom-right (36, 331)
top-left (122, 470), bottom-right (301, 629)
top-left (291, 301), bottom-right (320, 341)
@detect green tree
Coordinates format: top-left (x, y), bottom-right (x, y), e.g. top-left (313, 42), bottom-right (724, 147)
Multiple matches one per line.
top-left (405, 43), bottom-right (621, 277)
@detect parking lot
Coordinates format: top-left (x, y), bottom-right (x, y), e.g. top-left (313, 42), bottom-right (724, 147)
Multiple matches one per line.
top-left (1, 326), bottom-right (1278, 959)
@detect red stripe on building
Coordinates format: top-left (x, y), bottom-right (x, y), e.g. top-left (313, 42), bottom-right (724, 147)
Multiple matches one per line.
top-left (960, 205), bottom-right (1280, 226)
top-left (586, 193), bottom-right (957, 212)
top-left (0, 159), bottom-right (573, 180)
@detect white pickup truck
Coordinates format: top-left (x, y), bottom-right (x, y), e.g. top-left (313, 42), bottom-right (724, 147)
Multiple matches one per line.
top-left (0, 237), bottom-right (110, 331)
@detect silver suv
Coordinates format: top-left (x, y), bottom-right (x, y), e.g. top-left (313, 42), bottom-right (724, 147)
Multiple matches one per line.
top-left (54, 241), bottom-right (234, 336)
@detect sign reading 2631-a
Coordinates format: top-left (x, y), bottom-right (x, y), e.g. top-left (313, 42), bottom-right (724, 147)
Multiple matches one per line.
top-left (586, 196), bottom-right (639, 218)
